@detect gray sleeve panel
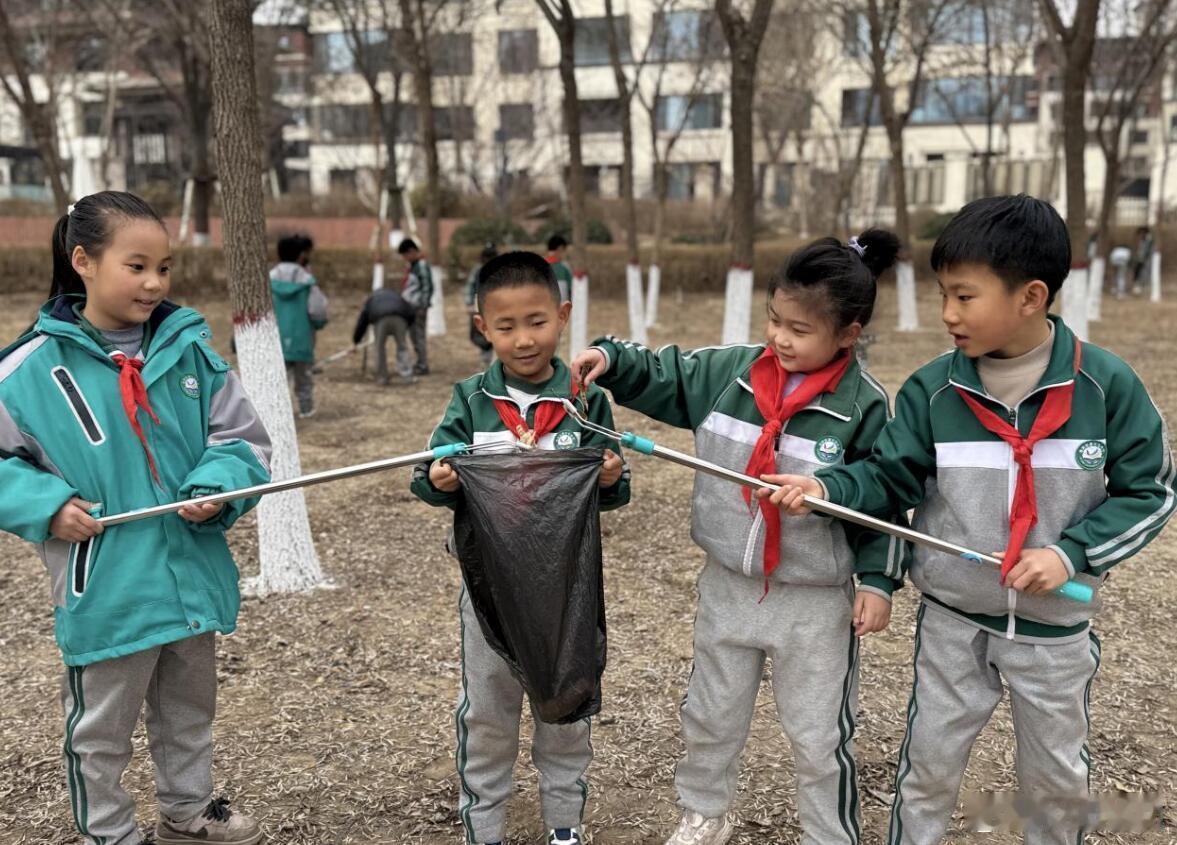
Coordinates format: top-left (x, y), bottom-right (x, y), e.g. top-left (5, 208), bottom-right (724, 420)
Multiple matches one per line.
top-left (208, 371), bottom-right (273, 472)
top-left (308, 285), bottom-right (329, 322)
top-left (0, 398), bottom-right (67, 479)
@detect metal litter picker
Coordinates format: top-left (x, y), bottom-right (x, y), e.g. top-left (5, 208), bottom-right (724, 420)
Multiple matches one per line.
top-left (560, 399), bottom-right (1093, 604)
top-left (96, 441), bottom-right (501, 528)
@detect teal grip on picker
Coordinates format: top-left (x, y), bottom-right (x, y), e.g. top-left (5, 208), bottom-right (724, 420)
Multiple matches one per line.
top-left (1055, 580), bottom-right (1094, 603)
top-left (433, 443), bottom-right (469, 460)
top-left (620, 432), bottom-right (656, 455)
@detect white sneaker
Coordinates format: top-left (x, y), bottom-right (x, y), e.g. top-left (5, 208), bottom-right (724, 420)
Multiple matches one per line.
top-left (549, 827), bottom-right (583, 844)
top-left (663, 810), bottom-right (734, 845)
top-left (155, 798), bottom-right (262, 844)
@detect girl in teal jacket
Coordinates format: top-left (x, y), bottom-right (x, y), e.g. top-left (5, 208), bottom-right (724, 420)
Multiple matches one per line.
top-left (0, 192), bottom-right (270, 845)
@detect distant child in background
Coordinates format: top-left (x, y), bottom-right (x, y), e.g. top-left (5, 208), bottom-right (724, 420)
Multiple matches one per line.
top-left (270, 233), bottom-right (328, 418)
top-left (0, 191), bottom-right (271, 845)
top-left (546, 234), bottom-right (573, 304)
top-left (398, 237), bottom-right (433, 376)
top-left (465, 243), bottom-right (499, 367)
top-left (352, 285), bottom-right (417, 386)
top-left (1131, 225), bottom-right (1154, 295)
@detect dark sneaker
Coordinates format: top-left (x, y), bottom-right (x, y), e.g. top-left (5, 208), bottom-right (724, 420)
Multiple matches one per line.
top-left (549, 828), bottom-right (583, 844)
top-left (413, 365), bottom-right (430, 376)
top-left (155, 798), bottom-right (262, 844)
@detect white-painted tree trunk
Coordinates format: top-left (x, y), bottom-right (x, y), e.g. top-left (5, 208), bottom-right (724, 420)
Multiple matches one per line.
top-left (1087, 257), bottom-right (1105, 322)
top-left (234, 314), bottom-right (325, 595)
top-left (1062, 267), bottom-right (1090, 341)
top-left (427, 265), bottom-right (447, 337)
top-left (178, 178), bottom-right (194, 244)
top-left (645, 264), bottom-right (661, 328)
top-left (569, 273), bottom-right (589, 359)
top-left (896, 260), bottom-right (919, 331)
top-left (1151, 252), bottom-right (1162, 302)
top-left (721, 265), bottom-right (754, 345)
top-left (389, 228), bottom-right (405, 250)
top-left (626, 263), bottom-right (647, 345)
top-left (371, 262), bottom-right (384, 291)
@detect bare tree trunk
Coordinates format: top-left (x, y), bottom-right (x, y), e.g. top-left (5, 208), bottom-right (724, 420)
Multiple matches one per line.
top-left (0, 1), bottom-right (70, 210)
top-left (208, 0), bottom-right (323, 595)
top-left (604, 0), bottom-right (638, 264)
top-left (399, 0), bottom-right (441, 261)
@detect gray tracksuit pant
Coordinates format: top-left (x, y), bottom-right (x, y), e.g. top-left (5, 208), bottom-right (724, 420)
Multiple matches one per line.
top-left (373, 315), bottom-right (413, 381)
top-left (410, 308), bottom-right (429, 371)
top-left (285, 361), bottom-right (314, 414)
top-left (456, 587), bottom-right (592, 844)
top-left (888, 603), bottom-right (1102, 845)
top-left (61, 633), bottom-right (217, 845)
top-left (675, 560), bottom-right (862, 844)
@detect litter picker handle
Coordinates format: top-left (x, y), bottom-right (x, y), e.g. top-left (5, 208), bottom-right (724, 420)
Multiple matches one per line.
top-left (96, 442), bottom-right (473, 528)
top-left (620, 432), bottom-right (1093, 604)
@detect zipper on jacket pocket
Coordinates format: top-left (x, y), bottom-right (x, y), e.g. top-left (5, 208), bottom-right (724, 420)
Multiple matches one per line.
top-left (51, 367), bottom-right (106, 445)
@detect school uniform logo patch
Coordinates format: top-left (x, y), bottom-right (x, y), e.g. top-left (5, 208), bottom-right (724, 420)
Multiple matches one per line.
top-left (179, 374), bottom-right (201, 399)
top-left (1076, 440), bottom-right (1107, 470)
top-left (553, 430), bottom-right (579, 450)
top-left (815, 436), bottom-right (844, 463)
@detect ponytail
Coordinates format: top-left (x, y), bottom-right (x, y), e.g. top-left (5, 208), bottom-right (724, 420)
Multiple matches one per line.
top-left (50, 213), bottom-right (86, 300)
top-left (47, 191), bottom-right (166, 301)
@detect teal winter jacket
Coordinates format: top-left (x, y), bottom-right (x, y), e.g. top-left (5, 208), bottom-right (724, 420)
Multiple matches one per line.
top-left (0, 297), bottom-right (272, 666)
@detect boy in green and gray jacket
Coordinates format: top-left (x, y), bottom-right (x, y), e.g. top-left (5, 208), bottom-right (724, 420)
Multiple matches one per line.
top-left (768, 196), bottom-right (1175, 845)
top-left (412, 252), bottom-right (628, 845)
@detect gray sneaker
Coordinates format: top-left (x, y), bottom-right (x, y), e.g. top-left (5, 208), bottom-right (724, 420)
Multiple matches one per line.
top-left (663, 810), bottom-right (734, 845)
top-left (155, 798), bottom-right (262, 844)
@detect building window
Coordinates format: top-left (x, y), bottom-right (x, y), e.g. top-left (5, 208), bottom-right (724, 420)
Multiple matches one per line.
top-left (314, 30), bottom-right (392, 74)
top-left (329, 168), bottom-right (356, 192)
top-left (275, 66), bottom-right (306, 95)
top-left (655, 94), bottom-right (723, 131)
top-left (579, 98), bottom-right (623, 133)
top-left (575, 16), bottom-right (630, 66)
top-left (317, 104), bottom-right (372, 141)
top-left (499, 29), bottom-right (538, 74)
top-left (843, 11), bottom-right (869, 57)
top-left (773, 163), bottom-right (795, 208)
top-left (649, 10), bottom-right (722, 61)
top-left (74, 34), bottom-right (108, 72)
top-left (841, 88), bottom-right (882, 126)
top-left (435, 106), bottom-right (475, 141)
top-left (82, 103), bottom-right (106, 136)
top-left (910, 76), bottom-right (1038, 125)
top-left (433, 32), bottom-right (473, 76)
top-left (132, 133), bottom-right (167, 165)
top-left (499, 104), bottom-right (535, 141)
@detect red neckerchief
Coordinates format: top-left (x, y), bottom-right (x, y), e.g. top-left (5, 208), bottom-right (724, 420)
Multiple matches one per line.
top-left (743, 348), bottom-right (852, 583)
top-left (111, 352), bottom-right (162, 484)
top-left (954, 338), bottom-right (1081, 581)
top-left (491, 379), bottom-right (580, 447)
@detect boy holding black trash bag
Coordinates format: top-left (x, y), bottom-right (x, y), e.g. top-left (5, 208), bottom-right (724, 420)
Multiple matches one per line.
top-left (411, 251), bottom-right (630, 845)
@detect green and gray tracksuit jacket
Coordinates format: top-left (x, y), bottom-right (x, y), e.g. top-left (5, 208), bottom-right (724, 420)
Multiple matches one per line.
top-left (270, 261), bottom-right (329, 363)
top-left (817, 316), bottom-right (1174, 642)
top-left (403, 259), bottom-right (434, 311)
top-left (590, 337), bottom-right (908, 597)
top-left (0, 297), bottom-right (272, 666)
top-left (411, 357), bottom-right (630, 513)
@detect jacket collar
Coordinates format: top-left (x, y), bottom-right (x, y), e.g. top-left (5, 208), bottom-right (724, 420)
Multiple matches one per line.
top-left (735, 347), bottom-right (862, 422)
top-left (480, 357), bottom-right (573, 404)
top-left (37, 296), bottom-right (199, 367)
top-left (948, 315), bottom-right (1077, 406)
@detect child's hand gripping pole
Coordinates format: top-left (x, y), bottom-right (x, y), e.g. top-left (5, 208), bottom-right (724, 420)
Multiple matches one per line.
top-left (96, 441), bottom-right (493, 528)
top-left (559, 401), bottom-right (1094, 604)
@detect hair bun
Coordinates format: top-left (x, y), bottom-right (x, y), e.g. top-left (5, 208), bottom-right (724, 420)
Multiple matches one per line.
top-left (854, 228), bottom-right (901, 279)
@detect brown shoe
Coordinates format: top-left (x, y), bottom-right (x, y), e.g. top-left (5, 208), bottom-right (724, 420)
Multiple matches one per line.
top-left (155, 798), bottom-right (262, 844)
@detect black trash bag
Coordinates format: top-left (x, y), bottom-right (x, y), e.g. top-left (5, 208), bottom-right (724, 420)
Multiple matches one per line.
top-left (450, 448), bottom-right (606, 724)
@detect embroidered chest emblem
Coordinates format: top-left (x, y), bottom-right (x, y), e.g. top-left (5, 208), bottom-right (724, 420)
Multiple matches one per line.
top-left (815, 435), bottom-right (844, 464)
top-left (553, 430), bottom-right (579, 450)
top-left (179, 374), bottom-right (201, 399)
top-left (1075, 440), bottom-right (1107, 470)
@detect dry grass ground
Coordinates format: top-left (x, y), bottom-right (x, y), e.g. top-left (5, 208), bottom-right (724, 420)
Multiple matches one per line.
top-left (0, 277), bottom-right (1173, 844)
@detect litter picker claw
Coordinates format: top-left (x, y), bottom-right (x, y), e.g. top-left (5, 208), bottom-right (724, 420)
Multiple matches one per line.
top-left (96, 441), bottom-right (502, 528)
top-left (560, 399), bottom-right (1093, 604)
